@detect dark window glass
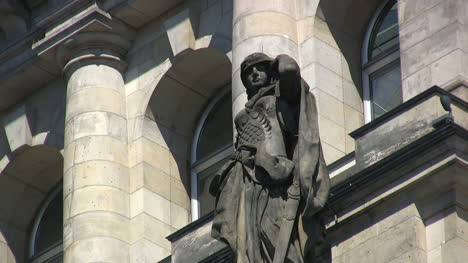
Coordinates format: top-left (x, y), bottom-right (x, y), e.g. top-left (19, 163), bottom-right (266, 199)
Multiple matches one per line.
top-left (370, 62), bottom-right (402, 119)
top-left (369, 1), bottom-right (399, 59)
top-left (35, 191), bottom-right (63, 254)
top-left (196, 93), bottom-right (233, 161)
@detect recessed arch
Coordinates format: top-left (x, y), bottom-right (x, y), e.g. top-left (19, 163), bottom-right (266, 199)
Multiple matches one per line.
top-left (317, 0), bottom-right (383, 88)
top-left (0, 144), bottom-right (63, 263)
top-left (140, 47), bottom-right (232, 221)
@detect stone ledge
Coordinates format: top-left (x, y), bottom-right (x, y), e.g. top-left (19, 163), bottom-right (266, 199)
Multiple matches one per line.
top-left (349, 85), bottom-right (467, 139)
top-left (351, 85), bottom-right (467, 169)
top-left (330, 119), bottom-right (467, 208)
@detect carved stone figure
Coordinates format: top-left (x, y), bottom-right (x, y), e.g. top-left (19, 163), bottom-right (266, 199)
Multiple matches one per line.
top-left (210, 53), bottom-right (330, 263)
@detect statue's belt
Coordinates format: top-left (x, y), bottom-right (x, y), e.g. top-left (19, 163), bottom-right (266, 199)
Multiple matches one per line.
top-left (231, 149), bottom-right (255, 169)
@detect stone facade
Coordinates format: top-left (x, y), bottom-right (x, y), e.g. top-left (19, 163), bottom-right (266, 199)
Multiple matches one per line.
top-left (0, 0), bottom-right (466, 263)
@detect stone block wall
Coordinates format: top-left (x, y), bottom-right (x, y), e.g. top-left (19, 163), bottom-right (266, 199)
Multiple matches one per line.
top-left (297, 0), bottom-right (371, 163)
top-left (124, 1), bottom-right (232, 261)
top-left (0, 80), bottom-right (65, 263)
top-left (329, 162), bottom-right (468, 263)
top-left (399, 0), bottom-right (468, 100)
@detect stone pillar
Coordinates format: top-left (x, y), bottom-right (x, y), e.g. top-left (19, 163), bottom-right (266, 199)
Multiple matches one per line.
top-left (399, 0), bottom-right (468, 101)
top-left (231, 0), bottom-right (299, 117)
top-left (61, 33), bottom-right (131, 263)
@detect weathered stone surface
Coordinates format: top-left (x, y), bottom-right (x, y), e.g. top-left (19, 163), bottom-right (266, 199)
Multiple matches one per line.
top-left (70, 211), bottom-right (130, 243)
top-left (403, 67), bottom-right (432, 100)
top-left (171, 220), bottom-right (227, 263)
top-left (65, 88), bottom-right (125, 122)
top-left (64, 237), bottom-right (129, 263)
top-left (344, 104), bottom-right (364, 132)
top-left (399, 12), bottom-right (429, 51)
top-left (164, 9), bottom-right (197, 56)
top-left (332, 216), bottom-right (426, 263)
top-left (73, 136), bottom-right (127, 166)
top-left (354, 96), bottom-right (446, 169)
top-left (314, 64), bottom-right (344, 102)
top-left (233, 0), bottom-right (296, 21)
top-left (315, 88), bottom-right (345, 126)
top-left (343, 79), bottom-right (363, 113)
top-left (318, 115), bottom-right (346, 153)
top-left (131, 213), bottom-right (174, 251)
top-left (72, 160), bottom-right (129, 193)
top-left (70, 186), bottom-right (130, 218)
top-left (2, 105), bottom-right (32, 153)
top-left (233, 12), bottom-right (298, 45)
top-left (400, 0), bottom-right (468, 99)
top-left (130, 239), bottom-right (170, 263)
top-left (232, 35), bottom-right (299, 73)
top-left (131, 188), bottom-right (171, 224)
top-left (71, 112), bottom-right (127, 143)
top-left (170, 202), bottom-right (189, 229)
top-left (67, 65), bottom-right (125, 95)
top-left (170, 177), bottom-right (190, 210)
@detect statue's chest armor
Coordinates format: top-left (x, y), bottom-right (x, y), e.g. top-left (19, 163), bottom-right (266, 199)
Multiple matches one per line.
top-left (235, 95), bottom-right (286, 156)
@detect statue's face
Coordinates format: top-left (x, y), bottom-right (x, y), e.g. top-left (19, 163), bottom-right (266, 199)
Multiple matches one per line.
top-left (245, 63), bottom-right (270, 93)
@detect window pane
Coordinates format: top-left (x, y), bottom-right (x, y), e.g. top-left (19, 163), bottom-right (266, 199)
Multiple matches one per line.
top-left (35, 191), bottom-right (63, 254)
top-left (198, 158), bottom-right (229, 217)
top-left (197, 93), bottom-right (233, 161)
top-left (370, 1), bottom-right (399, 59)
top-left (370, 62), bottom-right (402, 119)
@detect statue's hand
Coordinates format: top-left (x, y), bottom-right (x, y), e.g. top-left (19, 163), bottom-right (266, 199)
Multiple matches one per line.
top-left (274, 54), bottom-right (298, 75)
top-left (255, 146), bottom-right (294, 183)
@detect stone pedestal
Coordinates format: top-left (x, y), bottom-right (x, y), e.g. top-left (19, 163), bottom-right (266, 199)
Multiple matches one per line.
top-left (61, 34), bottom-right (131, 263)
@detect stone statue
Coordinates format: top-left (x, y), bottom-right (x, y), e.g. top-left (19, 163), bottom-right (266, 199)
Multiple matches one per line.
top-left (210, 53), bottom-right (330, 263)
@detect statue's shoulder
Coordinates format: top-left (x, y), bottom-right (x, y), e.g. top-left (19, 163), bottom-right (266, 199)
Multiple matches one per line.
top-left (234, 108), bottom-right (249, 127)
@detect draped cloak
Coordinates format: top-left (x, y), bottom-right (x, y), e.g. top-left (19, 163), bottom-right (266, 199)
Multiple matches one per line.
top-left (211, 67), bottom-right (330, 263)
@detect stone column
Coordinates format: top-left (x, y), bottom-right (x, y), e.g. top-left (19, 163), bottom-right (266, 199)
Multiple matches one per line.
top-left (399, 0), bottom-right (468, 101)
top-left (61, 32), bottom-right (131, 263)
top-left (231, 0), bottom-right (299, 116)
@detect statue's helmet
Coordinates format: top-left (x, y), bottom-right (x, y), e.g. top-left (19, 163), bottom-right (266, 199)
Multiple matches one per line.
top-left (240, 53), bottom-right (274, 87)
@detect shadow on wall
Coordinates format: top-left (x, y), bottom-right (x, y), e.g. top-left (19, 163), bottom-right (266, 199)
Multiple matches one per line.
top-left (144, 47), bottom-right (232, 202)
top-left (124, 0), bottom-right (232, 85)
top-left (0, 145), bottom-right (63, 263)
top-left (0, 80), bottom-right (66, 163)
top-left (318, 0), bottom-right (382, 92)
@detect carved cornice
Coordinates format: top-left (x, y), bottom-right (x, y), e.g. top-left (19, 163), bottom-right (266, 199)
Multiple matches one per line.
top-left (0, 2), bottom-right (135, 112)
top-left (33, 3), bottom-right (135, 78)
top-left (58, 32), bottom-right (131, 79)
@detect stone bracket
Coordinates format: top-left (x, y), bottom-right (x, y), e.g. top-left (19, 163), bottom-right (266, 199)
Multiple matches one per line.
top-left (163, 8), bottom-right (200, 57)
top-left (1, 104), bottom-right (32, 154)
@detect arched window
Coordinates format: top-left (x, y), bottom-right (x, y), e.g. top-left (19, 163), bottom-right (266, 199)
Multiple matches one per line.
top-left (29, 184), bottom-right (63, 263)
top-left (190, 88), bottom-right (234, 220)
top-left (362, 0), bottom-right (401, 122)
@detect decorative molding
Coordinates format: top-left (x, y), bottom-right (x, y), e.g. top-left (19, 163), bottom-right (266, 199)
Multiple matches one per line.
top-left (166, 211), bottom-right (214, 243)
top-left (33, 3), bottom-right (135, 76)
top-left (349, 86), bottom-right (468, 139)
top-left (330, 120), bottom-right (467, 206)
top-left (199, 247), bottom-right (233, 263)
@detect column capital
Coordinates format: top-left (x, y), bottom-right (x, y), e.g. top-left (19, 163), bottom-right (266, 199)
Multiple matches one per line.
top-left (33, 3), bottom-right (135, 79)
top-left (59, 31), bottom-right (131, 80)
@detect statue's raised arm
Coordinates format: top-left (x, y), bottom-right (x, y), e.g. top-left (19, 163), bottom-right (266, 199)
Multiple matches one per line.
top-left (211, 53), bottom-right (330, 263)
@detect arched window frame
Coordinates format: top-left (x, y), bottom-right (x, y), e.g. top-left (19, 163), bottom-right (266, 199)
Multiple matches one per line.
top-left (29, 183), bottom-right (63, 263)
top-left (362, 0), bottom-right (401, 123)
top-left (190, 87), bottom-right (234, 221)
